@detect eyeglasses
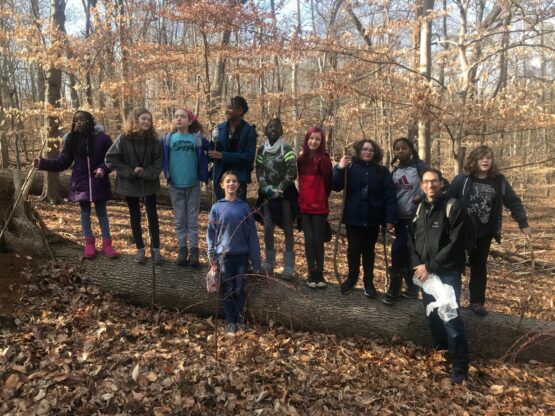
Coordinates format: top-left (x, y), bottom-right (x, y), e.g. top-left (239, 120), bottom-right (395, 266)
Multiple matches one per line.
top-left (361, 147), bottom-right (375, 152)
top-left (422, 179), bottom-right (440, 185)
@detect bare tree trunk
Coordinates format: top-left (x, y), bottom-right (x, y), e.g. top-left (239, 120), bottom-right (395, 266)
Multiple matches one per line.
top-left (417, 0), bottom-right (434, 163)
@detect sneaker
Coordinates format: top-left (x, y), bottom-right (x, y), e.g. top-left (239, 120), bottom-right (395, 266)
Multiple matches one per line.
top-left (134, 248), bottom-right (146, 264)
top-left (189, 248), bottom-right (200, 267)
top-left (315, 271), bottom-right (327, 288)
top-left (364, 282), bottom-right (377, 298)
top-left (401, 289), bottom-right (419, 299)
top-left (152, 248), bottom-right (164, 265)
top-left (470, 302), bottom-right (488, 316)
top-left (451, 371), bottom-right (467, 384)
top-left (340, 278), bottom-right (357, 294)
top-left (225, 323), bottom-right (236, 336)
top-left (176, 246), bottom-right (188, 266)
top-left (307, 271), bottom-right (317, 289)
top-left (382, 293), bottom-right (398, 305)
top-left (236, 323), bottom-right (250, 333)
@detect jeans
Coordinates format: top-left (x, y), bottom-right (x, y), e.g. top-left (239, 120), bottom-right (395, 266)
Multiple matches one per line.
top-left (422, 271), bottom-right (468, 374)
top-left (346, 224), bottom-right (380, 282)
top-left (263, 200), bottom-right (294, 252)
top-left (468, 233), bottom-right (494, 305)
top-left (79, 201), bottom-right (111, 238)
top-left (169, 183), bottom-right (201, 249)
top-left (391, 218), bottom-right (418, 291)
top-left (219, 253), bottom-right (249, 325)
top-left (126, 195), bottom-right (160, 249)
top-left (301, 213), bottom-right (327, 272)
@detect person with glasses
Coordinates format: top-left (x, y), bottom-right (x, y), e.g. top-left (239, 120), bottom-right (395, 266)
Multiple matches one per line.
top-left (332, 139), bottom-right (397, 297)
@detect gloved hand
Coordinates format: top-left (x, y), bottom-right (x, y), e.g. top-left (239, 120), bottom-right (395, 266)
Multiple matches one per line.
top-left (264, 186), bottom-right (283, 199)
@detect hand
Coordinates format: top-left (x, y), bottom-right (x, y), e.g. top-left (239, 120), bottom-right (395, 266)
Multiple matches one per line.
top-left (33, 159), bottom-right (40, 168)
top-left (520, 226), bottom-right (532, 240)
top-left (208, 150), bottom-right (223, 159)
top-left (94, 168), bottom-right (105, 178)
top-left (413, 264), bottom-right (429, 283)
top-left (338, 156), bottom-right (351, 169)
top-left (134, 167), bottom-right (144, 174)
top-left (385, 223), bottom-right (394, 232)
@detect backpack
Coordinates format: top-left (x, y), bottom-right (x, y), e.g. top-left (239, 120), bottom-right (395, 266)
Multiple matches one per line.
top-left (415, 198), bottom-right (478, 263)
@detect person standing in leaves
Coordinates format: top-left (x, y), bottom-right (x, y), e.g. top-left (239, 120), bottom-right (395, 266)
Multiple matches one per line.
top-left (209, 96), bottom-right (257, 201)
top-left (105, 108), bottom-right (163, 265)
top-left (297, 126), bottom-right (332, 288)
top-left (34, 110), bottom-right (118, 259)
top-left (255, 118), bottom-right (298, 280)
top-left (446, 145), bottom-right (531, 316)
top-left (408, 168), bottom-right (469, 384)
top-left (332, 139), bottom-right (397, 297)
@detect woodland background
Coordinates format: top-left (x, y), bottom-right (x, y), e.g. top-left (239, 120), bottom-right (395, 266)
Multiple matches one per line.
top-left (0, 0), bottom-right (554, 414)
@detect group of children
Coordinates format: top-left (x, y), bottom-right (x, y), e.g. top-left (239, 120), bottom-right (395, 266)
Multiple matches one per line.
top-left (35, 103), bottom-right (531, 335)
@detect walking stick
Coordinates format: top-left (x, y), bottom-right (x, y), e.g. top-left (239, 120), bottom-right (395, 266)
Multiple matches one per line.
top-left (0, 138), bottom-right (48, 242)
top-left (140, 177), bottom-right (157, 315)
top-left (381, 226), bottom-right (390, 293)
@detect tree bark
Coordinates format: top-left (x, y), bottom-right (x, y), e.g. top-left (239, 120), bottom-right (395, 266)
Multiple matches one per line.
top-left (417, 0), bottom-right (434, 163)
top-left (49, 239), bottom-right (555, 364)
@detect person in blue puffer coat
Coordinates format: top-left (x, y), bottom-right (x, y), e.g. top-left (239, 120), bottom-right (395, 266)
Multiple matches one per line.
top-left (332, 139), bottom-right (398, 297)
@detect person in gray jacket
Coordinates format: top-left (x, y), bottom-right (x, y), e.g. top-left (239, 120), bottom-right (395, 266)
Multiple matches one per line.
top-left (105, 108), bottom-right (164, 264)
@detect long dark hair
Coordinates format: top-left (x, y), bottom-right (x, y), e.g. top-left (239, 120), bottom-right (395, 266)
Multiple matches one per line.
top-left (391, 137), bottom-right (421, 168)
top-left (353, 138), bottom-right (383, 164)
top-left (67, 110), bottom-right (96, 159)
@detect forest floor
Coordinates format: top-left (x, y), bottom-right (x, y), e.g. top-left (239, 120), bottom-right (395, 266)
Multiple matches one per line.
top-left (0, 186), bottom-right (554, 414)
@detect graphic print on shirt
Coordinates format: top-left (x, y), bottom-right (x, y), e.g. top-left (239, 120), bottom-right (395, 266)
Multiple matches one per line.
top-left (468, 182), bottom-right (495, 224)
top-left (395, 174), bottom-right (415, 191)
top-left (169, 133), bottom-right (198, 188)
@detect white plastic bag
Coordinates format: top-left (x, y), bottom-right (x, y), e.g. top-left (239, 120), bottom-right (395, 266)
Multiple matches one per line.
top-left (206, 264), bottom-right (220, 293)
top-left (413, 273), bottom-right (459, 322)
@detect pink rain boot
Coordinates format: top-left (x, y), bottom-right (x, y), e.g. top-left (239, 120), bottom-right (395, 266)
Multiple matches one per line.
top-left (101, 237), bottom-right (119, 258)
top-left (83, 236), bottom-right (97, 259)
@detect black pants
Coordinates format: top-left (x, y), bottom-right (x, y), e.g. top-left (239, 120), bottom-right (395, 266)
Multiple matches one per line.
top-left (468, 233), bottom-right (493, 304)
top-left (301, 213), bottom-right (327, 272)
top-left (126, 194), bottom-right (160, 250)
top-left (346, 224), bottom-right (380, 282)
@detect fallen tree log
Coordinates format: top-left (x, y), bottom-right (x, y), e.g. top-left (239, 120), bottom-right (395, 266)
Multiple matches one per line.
top-left (50, 237), bottom-right (555, 363)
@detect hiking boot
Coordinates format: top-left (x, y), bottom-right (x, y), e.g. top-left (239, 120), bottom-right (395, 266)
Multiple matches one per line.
top-left (134, 248), bottom-right (146, 264)
top-left (176, 246), bottom-right (188, 266)
top-left (401, 289), bottom-right (419, 299)
top-left (261, 249), bottom-right (275, 274)
top-left (315, 271), bottom-right (327, 288)
top-left (364, 281), bottom-right (378, 298)
top-left (237, 323), bottom-right (250, 333)
top-left (340, 277), bottom-right (357, 294)
top-left (383, 267), bottom-right (401, 304)
top-left (451, 370), bottom-right (467, 385)
top-left (282, 251), bottom-right (295, 280)
top-left (101, 237), bottom-right (119, 258)
top-left (152, 248), bottom-right (164, 265)
top-left (382, 293), bottom-right (398, 305)
top-left (83, 236), bottom-right (97, 259)
top-left (225, 323), bottom-right (237, 336)
top-left (189, 247), bottom-right (200, 267)
top-left (307, 271), bottom-right (317, 289)
top-left (470, 302), bottom-right (488, 316)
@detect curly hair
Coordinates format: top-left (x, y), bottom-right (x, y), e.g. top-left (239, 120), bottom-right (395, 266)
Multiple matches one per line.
top-left (124, 108), bottom-right (158, 141)
top-left (463, 145), bottom-right (499, 177)
top-left (353, 138), bottom-right (383, 164)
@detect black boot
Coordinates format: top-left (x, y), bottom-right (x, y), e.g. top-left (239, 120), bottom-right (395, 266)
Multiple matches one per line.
top-left (363, 275), bottom-right (377, 298)
top-left (383, 267), bottom-right (402, 305)
top-left (340, 275), bottom-right (358, 294)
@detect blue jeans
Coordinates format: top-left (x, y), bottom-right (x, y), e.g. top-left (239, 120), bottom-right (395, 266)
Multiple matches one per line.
top-left (79, 201), bottom-right (111, 238)
top-left (219, 253), bottom-right (249, 325)
top-left (422, 271), bottom-right (469, 374)
top-left (391, 218), bottom-right (417, 291)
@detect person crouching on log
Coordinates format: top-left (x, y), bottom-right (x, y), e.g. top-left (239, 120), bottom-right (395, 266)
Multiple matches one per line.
top-left (105, 108), bottom-right (164, 265)
top-left (161, 107), bottom-right (209, 267)
top-left (297, 127), bottom-right (332, 289)
top-left (34, 110), bottom-right (118, 259)
top-left (332, 139), bottom-right (397, 297)
top-left (446, 145), bottom-right (531, 316)
top-left (255, 118), bottom-right (298, 280)
top-left (207, 171), bottom-right (261, 335)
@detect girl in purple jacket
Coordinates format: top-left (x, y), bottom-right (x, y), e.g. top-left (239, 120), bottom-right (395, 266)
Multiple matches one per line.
top-left (34, 110), bottom-right (118, 259)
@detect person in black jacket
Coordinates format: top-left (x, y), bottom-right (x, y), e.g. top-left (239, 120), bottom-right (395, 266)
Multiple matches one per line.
top-left (446, 146), bottom-right (531, 316)
top-left (409, 168), bottom-right (469, 385)
top-left (332, 139), bottom-right (397, 297)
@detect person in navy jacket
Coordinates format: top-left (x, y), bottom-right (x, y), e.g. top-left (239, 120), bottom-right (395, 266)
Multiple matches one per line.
top-left (208, 96), bottom-right (257, 201)
top-left (332, 139), bottom-right (397, 297)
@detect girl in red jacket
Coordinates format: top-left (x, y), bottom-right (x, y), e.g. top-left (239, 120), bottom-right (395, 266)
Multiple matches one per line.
top-left (297, 127), bottom-right (333, 288)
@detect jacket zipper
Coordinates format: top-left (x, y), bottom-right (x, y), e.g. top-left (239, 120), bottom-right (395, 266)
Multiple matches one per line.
top-left (87, 155), bottom-right (93, 202)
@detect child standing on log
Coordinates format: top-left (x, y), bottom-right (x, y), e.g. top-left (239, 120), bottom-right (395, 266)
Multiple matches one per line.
top-left (297, 127), bottom-right (332, 288)
top-left (161, 108), bottom-right (209, 267)
top-left (446, 145), bottom-right (531, 316)
top-left (34, 110), bottom-right (118, 259)
top-left (105, 108), bottom-right (164, 265)
top-left (207, 171), bottom-right (261, 335)
top-left (383, 138), bottom-right (429, 304)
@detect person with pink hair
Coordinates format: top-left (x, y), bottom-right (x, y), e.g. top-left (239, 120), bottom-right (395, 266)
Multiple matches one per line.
top-left (161, 107), bottom-right (210, 266)
top-left (297, 127), bottom-right (333, 288)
